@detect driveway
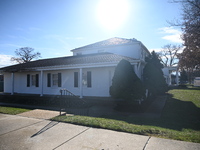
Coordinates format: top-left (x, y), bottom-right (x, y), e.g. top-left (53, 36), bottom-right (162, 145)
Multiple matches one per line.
top-left (0, 113), bottom-right (200, 150)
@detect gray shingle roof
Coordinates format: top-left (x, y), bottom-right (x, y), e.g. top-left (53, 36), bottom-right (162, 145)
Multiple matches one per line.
top-left (71, 37), bottom-right (139, 51)
top-left (0, 53), bottom-right (137, 72)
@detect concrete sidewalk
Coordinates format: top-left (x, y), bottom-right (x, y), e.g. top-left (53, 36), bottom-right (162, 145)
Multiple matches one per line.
top-left (0, 113), bottom-right (200, 150)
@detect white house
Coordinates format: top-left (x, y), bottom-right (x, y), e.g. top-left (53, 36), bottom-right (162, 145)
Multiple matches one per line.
top-left (0, 37), bottom-right (150, 98)
top-left (162, 67), bottom-right (179, 86)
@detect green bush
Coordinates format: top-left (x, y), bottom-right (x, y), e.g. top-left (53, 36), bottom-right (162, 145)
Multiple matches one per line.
top-left (110, 59), bottom-right (145, 103)
top-left (143, 51), bottom-right (168, 96)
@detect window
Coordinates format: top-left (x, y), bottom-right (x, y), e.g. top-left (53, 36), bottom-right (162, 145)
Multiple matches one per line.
top-left (58, 73), bottom-right (61, 87)
top-left (27, 74), bottom-right (39, 87)
top-left (82, 71), bottom-right (92, 87)
top-left (82, 72), bottom-right (87, 86)
top-left (52, 74), bottom-right (58, 86)
top-left (47, 73), bottom-right (61, 87)
top-left (32, 75), bottom-right (36, 86)
top-left (74, 72), bottom-right (78, 87)
top-left (87, 71), bottom-right (92, 87)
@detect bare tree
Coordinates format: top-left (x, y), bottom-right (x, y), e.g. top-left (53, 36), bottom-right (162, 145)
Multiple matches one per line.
top-left (158, 44), bottom-right (182, 67)
top-left (169, 0), bottom-right (200, 69)
top-left (11, 47), bottom-right (41, 64)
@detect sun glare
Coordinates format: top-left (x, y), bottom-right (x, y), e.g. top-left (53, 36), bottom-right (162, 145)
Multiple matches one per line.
top-left (96, 0), bottom-right (130, 30)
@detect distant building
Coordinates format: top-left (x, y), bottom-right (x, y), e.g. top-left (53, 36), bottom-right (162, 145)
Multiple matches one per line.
top-left (194, 77), bottom-right (200, 87)
top-left (162, 67), bottom-right (179, 86)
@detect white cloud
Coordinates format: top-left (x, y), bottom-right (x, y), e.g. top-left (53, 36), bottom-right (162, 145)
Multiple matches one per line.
top-left (0, 54), bottom-right (16, 67)
top-left (159, 27), bottom-right (183, 43)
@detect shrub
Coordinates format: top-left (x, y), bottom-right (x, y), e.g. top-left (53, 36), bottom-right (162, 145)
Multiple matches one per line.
top-left (143, 51), bottom-right (168, 96)
top-left (110, 59), bottom-right (145, 104)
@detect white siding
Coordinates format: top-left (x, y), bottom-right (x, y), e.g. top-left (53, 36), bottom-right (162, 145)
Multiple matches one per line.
top-left (3, 67), bottom-right (115, 97)
top-left (73, 44), bottom-right (142, 59)
top-left (81, 67), bottom-right (114, 97)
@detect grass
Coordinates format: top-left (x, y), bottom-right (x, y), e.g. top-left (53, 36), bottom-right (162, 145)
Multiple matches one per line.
top-left (52, 85), bottom-right (200, 143)
top-left (0, 106), bottom-right (31, 115)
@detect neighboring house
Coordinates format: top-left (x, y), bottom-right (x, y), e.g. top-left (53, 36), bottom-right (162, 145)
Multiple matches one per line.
top-left (194, 77), bottom-right (200, 87)
top-left (162, 67), bottom-right (179, 86)
top-left (0, 37), bottom-right (150, 98)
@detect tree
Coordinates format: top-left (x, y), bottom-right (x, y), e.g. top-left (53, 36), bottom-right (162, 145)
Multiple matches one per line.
top-left (110, 59), bottom-right (145, 103)
top-left (150, 51), bottom-right (164, 70)
top-left (158, 44), bottom-right (182, 67)
top-left (170, 0), bottom-right (200, 69)
top-left (143, 51), bottom-right (168, 96)
top-left (11, 47), bottom-right (41, 64)
top-left (179, 69), bottom-right (188, 84)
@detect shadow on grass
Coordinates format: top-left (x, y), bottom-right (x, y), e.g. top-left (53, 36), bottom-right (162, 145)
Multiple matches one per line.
top-left (103, 93), bottom-right (200, 132)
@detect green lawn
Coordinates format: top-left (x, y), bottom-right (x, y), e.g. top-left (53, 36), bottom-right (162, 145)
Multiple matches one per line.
top-left (0, 106), bottom-right (31, 115)
top-left (52, 86), bottom-right (200, 143)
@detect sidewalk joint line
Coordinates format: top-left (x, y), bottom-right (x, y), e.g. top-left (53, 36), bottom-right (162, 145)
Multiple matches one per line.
top-left (53, 127), bottom-right (90, 150)
top-left (143, 136), bottom-right (151, 150)
top-left (0, 120), bottom-right (43, 136)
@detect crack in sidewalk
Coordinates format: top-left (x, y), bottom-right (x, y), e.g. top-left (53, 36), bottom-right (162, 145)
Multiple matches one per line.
top-left (143, 136), bottom-right (151, 150)
top-left (53, 127), bottom-right (90, 150)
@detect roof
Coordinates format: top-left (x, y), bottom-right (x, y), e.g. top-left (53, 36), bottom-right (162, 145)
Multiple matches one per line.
top-left (0, 53), bottom-right (137, 72)
top-left (71, 37), bottom-right (140, 51)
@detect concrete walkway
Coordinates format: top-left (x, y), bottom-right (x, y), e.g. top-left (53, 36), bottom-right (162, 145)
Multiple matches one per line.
top-left (0, 113), bottom-right (200, 150)
top-left (18, 109), bottom-right (63, 119)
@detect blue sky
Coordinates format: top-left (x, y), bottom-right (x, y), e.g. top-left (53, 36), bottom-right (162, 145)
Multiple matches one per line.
top-left (0, 0), bottom-right (182, 67)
